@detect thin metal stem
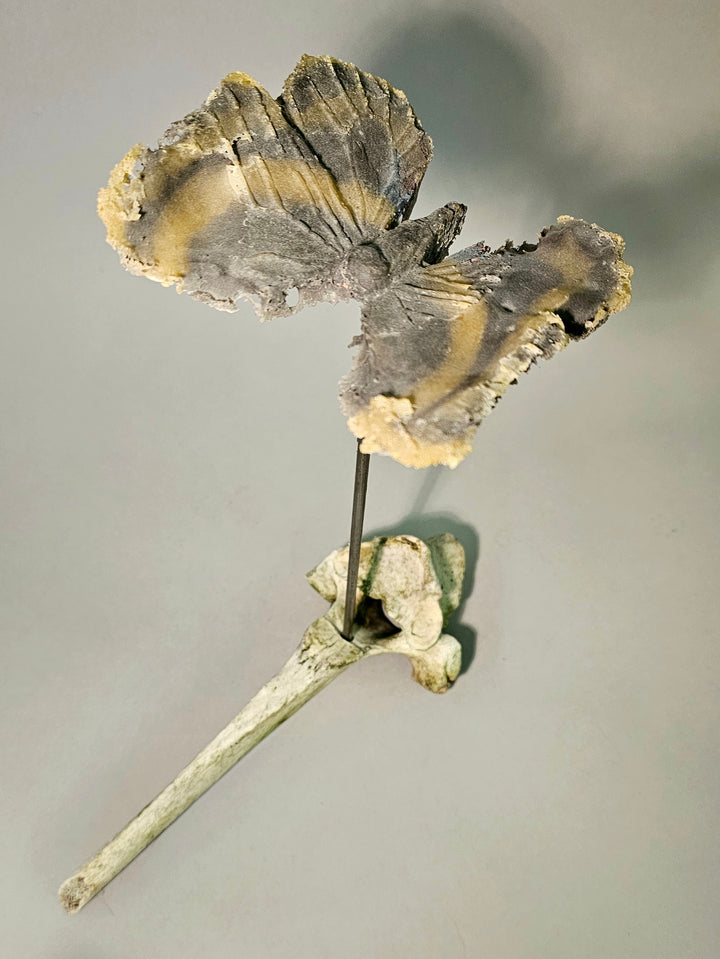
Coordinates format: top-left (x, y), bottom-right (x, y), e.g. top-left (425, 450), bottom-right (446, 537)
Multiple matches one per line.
top-left (342, 440), bottom-right (371, 640)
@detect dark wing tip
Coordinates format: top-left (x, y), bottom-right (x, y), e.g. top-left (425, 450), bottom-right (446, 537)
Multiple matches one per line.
top-left (549, 216), bottom-right (633, 338)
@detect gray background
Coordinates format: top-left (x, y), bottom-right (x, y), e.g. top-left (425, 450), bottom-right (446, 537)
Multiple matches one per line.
top-left (2, 0), bottom-right (719, 956)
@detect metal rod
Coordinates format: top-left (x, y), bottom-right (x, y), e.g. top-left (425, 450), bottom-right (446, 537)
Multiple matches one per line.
top-left (342, 440), bottom-right (371, 639)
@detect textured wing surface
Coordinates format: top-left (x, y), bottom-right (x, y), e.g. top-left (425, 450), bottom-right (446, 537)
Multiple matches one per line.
top-left (282, 55), bottom-right (432, 230)
top-left (98, 60), bottom-right (428, 317)
top-left (340, 217), bottom-right (633, 468)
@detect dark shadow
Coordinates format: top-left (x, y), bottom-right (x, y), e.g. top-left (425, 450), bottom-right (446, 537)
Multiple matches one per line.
top-left (368, 10), bottom-right (551, 189)
top-left (367, 10), bottom-right (720, 304)
top-left (579, 157), bottom-right (720, 305)
top-left (365, 508), bottom-right (480, 676)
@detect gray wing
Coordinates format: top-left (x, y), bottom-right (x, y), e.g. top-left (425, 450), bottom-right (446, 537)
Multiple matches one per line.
top-left (98, 58), bottom-right (432, 318)
top-left (281, 55), bottom-right (432, 229)
top-left (340, 217), bottom-right (633, 468)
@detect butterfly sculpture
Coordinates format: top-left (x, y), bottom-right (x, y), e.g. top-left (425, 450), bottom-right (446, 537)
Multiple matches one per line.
top-left (99, 54), bottom-right (632, 468)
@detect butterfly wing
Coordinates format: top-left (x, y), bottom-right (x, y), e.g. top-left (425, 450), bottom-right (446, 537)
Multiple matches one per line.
top-left (98, 58), bottom-right (431, 318)
top-left (340, 217), bottom-right (633, 468)
top-left (281, 55), bottom-right (432, 230)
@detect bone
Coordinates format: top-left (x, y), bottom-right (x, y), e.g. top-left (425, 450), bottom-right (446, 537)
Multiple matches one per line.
top-left (59, 534), bottom-right (465, 913)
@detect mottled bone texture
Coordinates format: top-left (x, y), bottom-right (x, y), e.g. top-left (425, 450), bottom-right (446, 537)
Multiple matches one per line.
top-left (309, 533), bottom-right (464, 692)
top-left (98, 55), bottom-right (632, 468)
top-left (59, 534), bottom-right (465, 914)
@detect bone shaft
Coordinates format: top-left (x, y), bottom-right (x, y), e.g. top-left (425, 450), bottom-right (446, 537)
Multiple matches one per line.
top-left (59, 642), bottom-right (359, 913)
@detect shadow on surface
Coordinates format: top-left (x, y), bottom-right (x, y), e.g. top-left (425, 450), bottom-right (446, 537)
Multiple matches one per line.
top-left (367, 9), bottom-right (720, 303)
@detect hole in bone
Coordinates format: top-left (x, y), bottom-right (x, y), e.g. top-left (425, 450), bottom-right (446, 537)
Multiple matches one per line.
top-left (285, 287), bottom-right (299, 308)
top-left (354, 597), bottom-right (401, 639)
